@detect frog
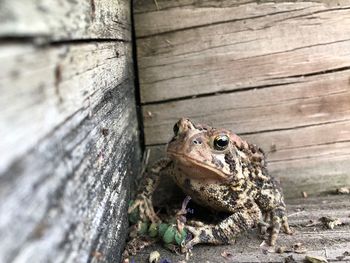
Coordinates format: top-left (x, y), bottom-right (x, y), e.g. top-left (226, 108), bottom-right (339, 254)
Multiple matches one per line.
top-left (126, 118), bottom-right (292, 254)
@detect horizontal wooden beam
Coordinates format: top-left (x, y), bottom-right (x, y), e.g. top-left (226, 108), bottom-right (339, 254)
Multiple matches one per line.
top-left (142, 71), bottom-right (350, 145)
top-left (134, 0), bottom-right (350, 198)
top-left (135, 1), bottom-right (350, 103)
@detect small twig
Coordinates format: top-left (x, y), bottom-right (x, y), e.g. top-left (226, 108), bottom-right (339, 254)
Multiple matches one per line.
top-left (140, 148), bottom-right (150, 176)
top-left (153, 0), bottom-right (159, 10)
top-left (324, 247), bottom-right (328, 258)
top-left (288, 211), bottom-right (305, 217)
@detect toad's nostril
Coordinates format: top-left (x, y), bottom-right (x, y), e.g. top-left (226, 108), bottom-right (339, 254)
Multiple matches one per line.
top-left (193, 138), bottom-right (202, 145)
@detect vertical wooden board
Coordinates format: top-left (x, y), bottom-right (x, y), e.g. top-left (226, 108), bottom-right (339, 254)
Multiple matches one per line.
top-left (0, 0), bottom-right (131, 40)
top-left (0, 80), bottom-right (142, 263)
top-left (0, 0), bottom-right (140, 262)
top-left (0, 42), bottom-right (131, 174)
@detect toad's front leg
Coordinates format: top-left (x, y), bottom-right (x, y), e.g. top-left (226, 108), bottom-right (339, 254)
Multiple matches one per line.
top-left (128, 157), bottom-right (172, 223)
top-left (123, 158), bottom-right (172, 260)
top-left (184, 200), bottom-right (261, 249)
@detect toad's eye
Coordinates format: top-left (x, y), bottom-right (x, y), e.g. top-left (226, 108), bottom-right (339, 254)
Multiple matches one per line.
top-left (213, 135), bottom-right (229, 150)
top-left (173, 122), bottom-right (180, 135)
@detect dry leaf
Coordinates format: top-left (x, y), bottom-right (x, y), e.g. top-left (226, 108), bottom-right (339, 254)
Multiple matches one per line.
top-left (221, 250), bottom-right (233, 259)
top-left (293, 242), bottom-right (307, 254)
top-left (260, 240), bottom-right (275, 253)
top-left (336, 187), bottom-right (350, 194)
top-left (284, 255), bottom-right (297, 263)
top-left (305, 255), bottom-right (328, 263)
top-left (149, 251), bottom-right (160, 263)
top-left (319, 216), bottom-right (342, 229)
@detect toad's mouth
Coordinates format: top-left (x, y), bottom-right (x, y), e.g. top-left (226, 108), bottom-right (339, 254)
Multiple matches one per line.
top-left (167, 150), bottom-right (231, 181)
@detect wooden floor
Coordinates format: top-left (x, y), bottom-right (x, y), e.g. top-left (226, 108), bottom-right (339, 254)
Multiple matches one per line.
top-left (130, 195), bottom-right (350, 263)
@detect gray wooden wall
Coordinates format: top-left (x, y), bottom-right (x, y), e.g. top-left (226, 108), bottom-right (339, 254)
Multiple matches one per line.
top-left (0, 1), bottom-right (141, 262)
top-left (134, 0), bottom-right (350, 199)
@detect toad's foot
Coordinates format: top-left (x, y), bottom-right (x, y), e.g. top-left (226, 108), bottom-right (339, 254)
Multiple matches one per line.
top-left (183, 225), bottom-right (231, 252)
top-left (183, 202), bottom-right (261, 251)
top-left (122, 236), bottom-right (156, 261)
top-left (268, 207), bottom-right (293, 246)
top-left (128, 193), bottom-right (160, 224)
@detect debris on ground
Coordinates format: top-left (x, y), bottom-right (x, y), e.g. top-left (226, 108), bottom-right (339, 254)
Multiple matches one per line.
top-left (319, 216), bottom-right (342, 229)
top-left (149, 251), bottom-right (161, 263)
top-left (275, 242), bottom-right (307, 254)
top-left (305, 219), bottom-right (318, 227)
top-left (336, 251), bottom-right (350, 260)
top-left (284, 255), bottom-right (297, 263)
top-left (276, 246), bottom-right (289, 254)
top-left (259, 240), bottom-right (275, 253)
top-left (292, 242), bottom-right (307, 254)
top-left (336, 187), bottom-right (350, 194)
top-left (305, 255), bottom-right (328, 263)
top-left (221, 250), bottom-right (234, 260)
top-left (302, 191), bottom-right (308, 198)
top-left (91, 251), bottom-right (103, 260)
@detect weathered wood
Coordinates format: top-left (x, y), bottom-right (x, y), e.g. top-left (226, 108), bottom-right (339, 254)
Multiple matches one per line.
top-left (147, 143), bottom-right (350, 199)
top-left (134, 0), bottom-right (350, 198)
top-left (136, 1), bottom-right (350, 103)
top-left (0, 42), bottom-right (132, 174)
top-left (0, 80), bottom-right (141, 263)
top-left (141, 70), bottom-right (350, 197)
top-left (0, 0), bottom-right (140, 262)
top-left (142, 70), bottom-right (350, 145)
top-left (0, 0), bottom-right (131, 41)
top-left (131, 195), bottom-right (350, 262)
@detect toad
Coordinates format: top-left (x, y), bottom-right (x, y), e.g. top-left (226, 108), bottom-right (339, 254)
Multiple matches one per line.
top-left (128, 118), bottom-right (292, 251)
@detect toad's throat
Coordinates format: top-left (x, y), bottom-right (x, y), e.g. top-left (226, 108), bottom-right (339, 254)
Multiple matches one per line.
top-left (167, 150), bottom-right (231, 180)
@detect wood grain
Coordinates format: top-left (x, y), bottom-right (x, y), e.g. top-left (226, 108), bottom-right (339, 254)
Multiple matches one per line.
top-left (0, 80), bottom-right (141, 263)
top-left (0, 42), bottom-right (132, 174)
top-left (0, 0), bottom-right (131, 41)
top-left (136, 1), bottom-right (350, 103)
top-left (131, 195), bottom-right (350, 262)
top-left (0, 0), bottom-right (140, 262)
top-left (135, 0), bottom-right (350, 198)
top-left (142, 70), bottom-right (350, 145)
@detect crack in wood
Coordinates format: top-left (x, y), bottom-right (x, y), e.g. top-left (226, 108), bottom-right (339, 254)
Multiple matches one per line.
top-left (136, 7), bottom-right (311, 39)
top-left (141, 81), bottom-right (299, 105)
top-left (90, 0), bottom-right (96, 21)
top-left (272, 5), bottom-right (350, 24)
top-left (145, 118), bottom-right (350, 148)
top-left (269, 66), bottom-right (350, 80)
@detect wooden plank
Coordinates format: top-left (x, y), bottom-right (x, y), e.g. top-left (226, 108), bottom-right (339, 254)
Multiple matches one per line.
top-left (134, 0), bottom-right (255, 14)
top-left (0, 80), bottom-right (142, 263)
top-left (146, 143), bottom-right (350, 199)
top-left (135, 0), bottom-right (350, 200)
top-left (142, 71), bottom-right (350, 145)
top-left (0, 1), bottom-right (139, 262)
top-left (131, 195), bottom-right (350, 262)
top-left (0, 42), bottom-right (132, 174)
top-left (135, 1), bottom-right (350, 103)
top-left (141, 67), bottom-right (350, 198)
top-left (135, 1), bottom-right (317, 37)
top-left (0, 0), bottom-right (131, 41)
